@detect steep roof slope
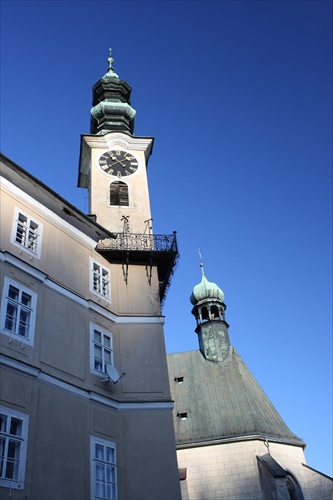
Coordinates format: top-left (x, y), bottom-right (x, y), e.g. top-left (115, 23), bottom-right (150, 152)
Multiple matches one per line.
top-left (167, 348), bottom-right (304, 448)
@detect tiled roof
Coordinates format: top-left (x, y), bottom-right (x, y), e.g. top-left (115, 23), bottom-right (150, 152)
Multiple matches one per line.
top-left (167, 348), bottom-right (304, 447)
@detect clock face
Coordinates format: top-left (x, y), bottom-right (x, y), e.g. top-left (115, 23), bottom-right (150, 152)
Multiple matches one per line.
top-left (99, 150), bottom-right (139, 177)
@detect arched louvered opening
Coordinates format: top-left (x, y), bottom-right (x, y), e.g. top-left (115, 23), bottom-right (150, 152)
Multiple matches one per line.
top-left (110, 181), bottom-right (129, 206)
top-left (201, 306), bottom-right (209, 321)
top-left (211, 305), bottom-right (220, 320)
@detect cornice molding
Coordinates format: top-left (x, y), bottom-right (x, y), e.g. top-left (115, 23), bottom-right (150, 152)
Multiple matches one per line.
top-left (0, 355), bottom-right (173, 412)
top-left (0, 251), bottom-right (165, 325)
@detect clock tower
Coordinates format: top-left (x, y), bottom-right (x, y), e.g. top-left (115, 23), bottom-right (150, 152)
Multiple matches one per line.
top-left (77, 53), bottom-right (180, 499)
top-left (78, 51), bottom-right (154, 234)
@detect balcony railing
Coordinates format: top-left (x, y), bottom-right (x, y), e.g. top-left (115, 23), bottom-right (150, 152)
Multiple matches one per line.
top-left (96, 232), bottom-right (178, 254)
top-left (95, 232), bottom-right (179, 304)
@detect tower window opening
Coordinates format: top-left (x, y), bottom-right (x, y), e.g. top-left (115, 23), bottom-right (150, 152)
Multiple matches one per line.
top-left (201, 307), bottom-right (209, 321)
top-left (110, 181), bottom-right (129, 206)
top-left (211, 305), bottom-right (219, 320)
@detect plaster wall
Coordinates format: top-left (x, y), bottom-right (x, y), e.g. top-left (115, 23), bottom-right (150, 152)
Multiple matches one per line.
top-left (177, 440), bottom-right (265, 500)
top-left (89, 146), bottom-right (152, 234)
top-left (267, 442), bottom-right (333, 500)
top-left (0, 261), bottom-right (170, 401)
top-left (0, 368), bottom-right (181, 500)
top-left (0, 158), bottom-right (181, 499)
top-left (177, 440), bottom-right (332, 500)
top-left (301, 467), bottom-right (333, 500)
top-left (0, 176), bottom-right (161, 317)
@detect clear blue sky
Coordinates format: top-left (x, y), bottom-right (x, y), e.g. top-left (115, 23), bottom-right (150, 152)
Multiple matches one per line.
top-left (1, 0), bottom-right (332, 477)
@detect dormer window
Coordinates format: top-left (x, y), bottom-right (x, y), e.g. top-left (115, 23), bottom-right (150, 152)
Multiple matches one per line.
top-left (174, 376), bottom-right (184, 384)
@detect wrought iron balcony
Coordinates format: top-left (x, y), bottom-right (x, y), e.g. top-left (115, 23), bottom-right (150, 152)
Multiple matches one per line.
top-left (96, 232), bottom-right (179, 303)
top-left (96, 232), bottom-right (178, 253)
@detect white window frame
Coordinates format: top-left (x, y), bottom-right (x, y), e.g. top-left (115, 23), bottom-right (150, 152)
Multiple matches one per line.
top-left (90, 436), bottom-right (117, 500)
top-left (1, 277), bottom-right (37, 346)
top-left (0, 406), bottom-right (29, 490)
top-left (11, 207), bottom-right (43, 259)
top-left (90, 323), bottom-right (114, 375)
top-left (90, 258), bottom-right (111, 302)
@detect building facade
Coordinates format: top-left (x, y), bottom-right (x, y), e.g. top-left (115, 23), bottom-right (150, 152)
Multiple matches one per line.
top-left (167, 264), bottom-right (333, 499)
top-left (0, 54), bottom-right (181, 500)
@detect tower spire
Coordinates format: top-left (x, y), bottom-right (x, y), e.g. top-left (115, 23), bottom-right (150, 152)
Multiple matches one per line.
top-left (106, 48), bottom-right (119, 78)
top-left (190, 258), bottom-right (229, 362)
top-left (90, 49), bottom-right (136, 135)
top-left (198, 248), bottom-right (205, 277)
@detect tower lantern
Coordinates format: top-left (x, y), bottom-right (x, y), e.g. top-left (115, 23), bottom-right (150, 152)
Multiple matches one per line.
top-left (90, 49), bottom-right (136, 135)
top-left (190, 261), bottom-right (230, 362)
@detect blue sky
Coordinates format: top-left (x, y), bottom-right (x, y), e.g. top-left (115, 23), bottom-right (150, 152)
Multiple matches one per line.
top-left (1, 0), bottom-right (332, 477)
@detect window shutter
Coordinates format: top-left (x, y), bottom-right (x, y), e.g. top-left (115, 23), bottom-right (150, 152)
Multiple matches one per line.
top-left (110, 182), bottom-right (129, 206)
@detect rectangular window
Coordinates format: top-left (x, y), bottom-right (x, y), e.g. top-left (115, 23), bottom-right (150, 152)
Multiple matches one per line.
top-left (11, 208), bottom-right (42, 258)
top-left (90, 324), bottom-right (113, 374)
top-left (91, 436), bottom-right (117, 500)
top-left (90, 259), bottom-right (111, 302)
top-left (1, 277), bottom-right (37, 346)
top-left (0, 407), bottom-right (29, 490)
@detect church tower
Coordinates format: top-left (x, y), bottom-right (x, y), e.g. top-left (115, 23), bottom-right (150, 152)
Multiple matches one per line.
top-left (75, 53), bottom-right (181, 499)
top-left (190, 261), bottom-right (230, 362)
top-left (78, 51), bottom-right (154, 235)
top-left (167, 263), bottom-right (332, 499)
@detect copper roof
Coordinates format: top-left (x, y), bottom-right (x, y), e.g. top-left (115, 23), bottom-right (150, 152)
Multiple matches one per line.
top-left (167, 348), bottom-right (304, 447)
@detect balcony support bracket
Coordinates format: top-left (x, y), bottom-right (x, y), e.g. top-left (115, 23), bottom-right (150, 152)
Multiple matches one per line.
top-left (122, 252), bottom-right (129, 284)
top-left (145, 253), bottom-right (154, 286)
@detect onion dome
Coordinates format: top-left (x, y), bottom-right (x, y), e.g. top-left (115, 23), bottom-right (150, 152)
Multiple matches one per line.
top-left (190, 263), bottom-right (224, 305)
top-left (90, 49), bottom-right (136, 135)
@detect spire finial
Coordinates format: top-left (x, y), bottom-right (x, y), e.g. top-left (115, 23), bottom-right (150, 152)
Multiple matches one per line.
top-left (108, 48), bottom-right (115, 71)
top-left (198, 249), bottom-right (205, 277)
top-left (105, 48), bottom-right (119, 78)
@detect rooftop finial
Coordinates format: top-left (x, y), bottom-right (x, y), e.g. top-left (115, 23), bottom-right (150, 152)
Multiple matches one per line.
top-left (105, 48), bottom-right (119, 78)
top-left (198, 249), bottom-right (205, 277)
top-left (108, 48), bottom-right (115, 71)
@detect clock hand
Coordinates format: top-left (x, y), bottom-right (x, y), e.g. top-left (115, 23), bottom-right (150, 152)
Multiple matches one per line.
top-left (115, 159), bottom-right (126, 167)
top-left (107, 160), bottom-right (120, 167)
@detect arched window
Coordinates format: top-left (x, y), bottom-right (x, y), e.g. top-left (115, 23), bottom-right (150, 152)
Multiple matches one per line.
top-left (211, 305), bottom-right (219, 320)
top-left (201, 306), bottom-right (209, 321)
top-left (287, 478), bottom-right (297, 500)
top-left (110, 181), bottom-right (129, 206)
top-left (286, 473), bottom-right (304, 500)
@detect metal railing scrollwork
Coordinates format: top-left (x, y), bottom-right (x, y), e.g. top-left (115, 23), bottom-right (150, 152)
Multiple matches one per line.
top-left (96, 232), bottom-right (178, 253)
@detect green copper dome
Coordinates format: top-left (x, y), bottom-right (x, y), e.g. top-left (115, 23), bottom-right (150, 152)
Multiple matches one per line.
top-left (190, 264), bottom-right (225, 305)
top-left (90, 49), bottom-right (136, 135)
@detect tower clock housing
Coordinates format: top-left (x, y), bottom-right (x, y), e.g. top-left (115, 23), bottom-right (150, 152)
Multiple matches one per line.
top-left (78, 54), bottom-right (155, 234)
top-left (79, 131), bottom-right (154, 234)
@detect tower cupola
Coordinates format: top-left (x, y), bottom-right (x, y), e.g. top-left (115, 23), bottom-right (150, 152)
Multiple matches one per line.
top-left (90, 49), bottom-right (136, 135)
top-left (190, 261), bottom-right (230, 362)
top-left (190, 266), bottom-right (224, 304)
top-left (190, 262), bottom-right (226, 323)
